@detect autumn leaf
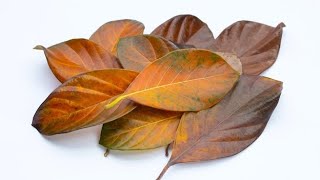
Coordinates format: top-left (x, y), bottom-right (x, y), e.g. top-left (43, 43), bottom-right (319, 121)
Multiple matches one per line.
top-left (34, 39), bottom-right (122, 83)
top-left (106, 49), bottom-right (240, 111)
top-left (157, 75), bottom-right (283, 179)
top-left (100, 106), bottom-right (182, 150)
top-left (117, 35), bottom-right (178, 71)
top-left (90, 19), bottom-right (145, 56)
top-left (151, 15), bottom-right (214, 49)
top-left (215, 52), bottom-right (242, 74)
top-left (32, 69), bottom-right (138, 135)
top-left (31, 15), bottom-right (286, 180)
top-left (209, 21), bottom-right (285, 75)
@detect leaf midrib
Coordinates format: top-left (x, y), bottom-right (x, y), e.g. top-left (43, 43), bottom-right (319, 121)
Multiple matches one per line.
top-left (125, 73), bottom-right (238, 99)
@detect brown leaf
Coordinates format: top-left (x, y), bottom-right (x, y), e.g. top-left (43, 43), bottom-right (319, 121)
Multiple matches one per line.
top-left (209, 21), bottom-right (285, 75)
top-left (117, 35), bottom-right (178, 72)
top-left (34, 39), bottom-right (122, 83)
top-left (32, 69), bottom-right (138, 135)
top-left (215, 52), bottom-right (242, 74)
top-left (90, 19), bottom-right (144, 56)
top-left (99, 106), bottom-right (182, 150)
top-left (106, 49), bottom-right (239, 112)
top-left (157, 75), bottom-right (283, 179)
top-left (151, 15), bottom-right (214, 49)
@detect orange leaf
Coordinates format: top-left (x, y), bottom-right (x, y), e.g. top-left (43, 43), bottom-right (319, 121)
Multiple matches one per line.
top-left (157, 75), bottom-right (283, 179)
top-left (32, 69), bottom-right (138, 135)
top-left (117, 35), bottom-right (178, 71)
top-left (106, 49), bottom-right (240, 111)
top-left (34, 39), bottom-right (121, 82)
top-left (90, 19), bottom-right (144, 56)
top-left (100, 106), bottom-right (182, 150)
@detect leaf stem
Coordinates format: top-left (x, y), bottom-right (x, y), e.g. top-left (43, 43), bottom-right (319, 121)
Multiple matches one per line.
top-left (105, 95), bottom-right (127, 109)
top-left (104, 149), bottom-right (109, 157)
top-left (156, 164), bottom-right (170, 180)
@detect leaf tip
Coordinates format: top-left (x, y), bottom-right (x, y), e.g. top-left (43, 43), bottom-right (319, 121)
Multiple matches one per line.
top-left (278, 22), bottom-right (286, 28)
top-left (31, 121), bottom-right (41, 131)
top-left (33, 45), bottom-right (46, 50)
top-left (31, 120), bottom-right (50, 135)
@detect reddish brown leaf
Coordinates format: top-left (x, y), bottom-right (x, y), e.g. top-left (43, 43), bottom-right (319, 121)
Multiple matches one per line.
top-left (90, 19), bottom-right (144, 56)
top-left (32, 69), bottom-right (138, 135)
top-left (117, 35), bottom-right (178, 71)
top-left (209, 21), bottom-right (285, 75)
top-left (157, 75), bottom-right (283, 179)
top-left (99, 106), bottom-right (182, 150)
top-left (151, 15), bottom-right (214, 49)
top-left (106, 49), bottom-right (239, 112)
top-left (34, 39), bottom-right (121, 83)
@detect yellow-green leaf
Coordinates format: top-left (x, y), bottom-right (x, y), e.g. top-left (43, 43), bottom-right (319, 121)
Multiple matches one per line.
top-left (100, 106), bottom-right (182, 150)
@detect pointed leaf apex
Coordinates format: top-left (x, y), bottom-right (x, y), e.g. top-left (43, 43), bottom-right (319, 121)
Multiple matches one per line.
top-left (33, 45), bottom-right (46, 50)
top-left (278, 22), bottom-right (286, 28)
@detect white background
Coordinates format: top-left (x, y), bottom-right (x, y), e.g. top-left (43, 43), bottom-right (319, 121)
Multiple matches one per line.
top-left (0, 0), bottom-right (319, 179)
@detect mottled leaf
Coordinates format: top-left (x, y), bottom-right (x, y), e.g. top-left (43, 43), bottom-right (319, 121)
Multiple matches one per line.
top-left (210, 21), bottom-right (285, 75)
top-left (215, 52), bottom-right (242, 74)
top-left (100, 106), bottom-right (182, 150)
top-left (157, 75), bottom-right (283, 179)
top-left (90, 19), bottom-right (144, 56)
top-left (151, 15), bottom-right (214, 48)
top-left (106, 49), bottom-right (239, 111)
top-left (34, 39), bottom-right (121, 83)
top-left (117, 35), bottom-right (178, 71)
top-left (32, 69), bottom-right (138, 135)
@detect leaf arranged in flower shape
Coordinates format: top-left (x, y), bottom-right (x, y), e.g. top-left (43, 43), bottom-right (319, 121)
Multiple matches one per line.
top-left (100, 106), bottom-right (182, 150)
top-left (151, 15), bottom-right (215, 49)
top-left (106, 49), bottom-right (240, 112)
top-left (34, 39), bottom-right (122, 83)
top-left (117, 35), bottom-right (178, 71)
top-left (90, 19), bottom-right (145, 56)
top-left (32, 69), bottom-right (138, 135)
top-left (209, 21), bottom-right (285, 75)
top-left (157, 75), bottom-right (283, 179)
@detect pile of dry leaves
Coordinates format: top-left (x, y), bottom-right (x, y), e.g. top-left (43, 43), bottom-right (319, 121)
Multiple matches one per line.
top-left (32, 14), bottom-right (285, 179)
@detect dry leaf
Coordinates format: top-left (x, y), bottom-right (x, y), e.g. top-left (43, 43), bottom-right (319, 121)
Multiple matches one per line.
top-left (157, 75), bottom-right (283, 179)
top-left (151, 15), bottom-right (214, 49)
top-left (209, 21), bottom-right (285, 75)
top-left (90, 19), bottom-right (144, 56)
top-left (106, 49), bottom-right (239, 111)
top-left (117, 35), bottom-right (178, 71)
top-left (100, 106), bottom-right (182, 150)
top-left (32, 17), bottom-right (285, 179)
top-left (34, 39), bottom-right (121, 83)
top-left (215, 52), bottom-right (242, 74)
top-left (32, 69), bottom-right (138, 135)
